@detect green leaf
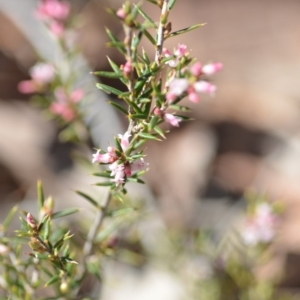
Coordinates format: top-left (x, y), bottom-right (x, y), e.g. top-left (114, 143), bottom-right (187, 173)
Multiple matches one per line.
top-left (134, 5), bottom-right (157, 28)
top-left (75, 190), bottom-right (99, 208)
top-left (42, 217), bottom-right (51, 240)
top-left (129, 100), bottom-right (143, 114)
top-left (127, 177), bottom-right (145, 184)
top-left (168, 0), bottom-right (177, 10)
top-left (2, 205), bottom-right (18, 231)
top-left (107, 56), bottom-right (122, 74)
top-left (149, 116), bottom-right (159, 129)
top-left (37, 180), bottom-right (45, 210)
top-left (92, 71), bottom-right (122, 79)
top-left (130, 113), bottom-right (148, 120)
top-left (169, 104), bottom-right (190, 111)
top-left (93, 172), bottom-right (113, 179)
top-left (94, 182), bottom-right (114, 187)
top-left (105, 27), bottom-right (126, 54)
top-left (154, 126), bottom-right (166, 139)
top-left (143, 29), bottom-right (156, 45)
top-left (51, 208), bottom-right (80, 219)
top-left (176, 115), bottom-right (193, 121)
top-left (138, 132), bottom-right (161, 141)
top-left (133, 139), bottom-right (147, 150)
top-left (96, 83), bottom-right (123, 96)
top-left (45, 275), bottom-right (60, 287)
top-left (168, 23), bottom-right (206, 39)
top-left (146, 0), bottom-right (158, 5)
top-left (108, 101), bottom-right (128, 115)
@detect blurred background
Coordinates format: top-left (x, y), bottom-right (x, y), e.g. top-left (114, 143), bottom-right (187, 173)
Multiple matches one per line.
top-left (1, 0), bottom-right (300, 297)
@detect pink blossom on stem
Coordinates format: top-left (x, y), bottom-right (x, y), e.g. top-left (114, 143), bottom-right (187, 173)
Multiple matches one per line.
top-left (109, 162), bottom-right (125, 186)
top-left (27, 213), bottom-right (37, 229)
top-left (92, 147), bottom-right (116, 164)
top-left (30, 63), bottom-right (55, 84)
top-left (241, 203), bottom-right (278, 246)
top-left (194, 80), bottom-right (216, 96)
top-left (18, 80), bottom-right (38, 94)
top-left (118, 131), bottom-right (131, 152)
top-left (70, 88), bottom-right (84, 103)
top-left (116, 8), bottom-right (126, 19)
top-left (164, 113), bottom-right (181, 127)
top-left (49, 21), bottom-right (64, 37)
top-left (202, 62), bottom-right (223, 75)
top-left (122, 60), bottom-right (132, 76)
top-left (188, 90), bottom-right (200, 103)
top-left (166, 78), bottom-right (189, 102)
top-left (131, 158), bottom-right (147, 172)
top-left (50, 102), bottom-right (75, 121)
top-left (36, 0), bottom-right (70, 20)
top-left (174, 44), bottom-right (188, 58)
top-left (191, 62), bottom-right (202, 77)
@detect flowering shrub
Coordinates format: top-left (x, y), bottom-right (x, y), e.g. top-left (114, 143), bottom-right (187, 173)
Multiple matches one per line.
top-left (0, 0), bottom-right (293, 299)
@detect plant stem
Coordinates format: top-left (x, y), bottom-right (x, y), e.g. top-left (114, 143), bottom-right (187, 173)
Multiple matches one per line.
top-left (155, 0), bottom-right (169, 64)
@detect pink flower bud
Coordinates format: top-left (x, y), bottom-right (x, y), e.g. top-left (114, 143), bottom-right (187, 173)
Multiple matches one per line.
top-left (49, 21), bottom-right (64, 37)
top-left (164, 113), bottom-right (181, 127)
top-left (92, 150), bottom-right (112, 164)
top-left (118, 131), bottom-right (131, 152)
top-left (35, 0), bottom-right (70, 20)
top-left (27, 213), bottom-right (37, 229)
top-left (116, 8), bottom-right (126, 19)
top-left (188, 91), bottom-right (200, 103)
top-left (124, 165), bottom-right (132, 177)
top-left (18, 80), bottom-right (37, 94)
top-left (174, 44), bottom-right (188, 58)
top-left (202, 62), bottom-right (223, 75)
top-left (30, 63), bottom-right (55, 84)
top-left (122, 61), bottom-right (132, 76)
top-left (70, 88), bottom-right (84, 103)
top-left (194, 80), bottom-right (216, 96)
top-left (153, 107), bottom-right (162, 116)
top-left (191, 62), bottom-right (202, 77)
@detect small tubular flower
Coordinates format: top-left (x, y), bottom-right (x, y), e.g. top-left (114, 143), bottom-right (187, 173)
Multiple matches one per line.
top-left (36, 0), bottom-right (70, 20)
top-left (118, 131), bottom-right (131, 152)
top-left (164, 113), bottom-right (181, 127)
top-left (202, 62), bottom-right (223, 75)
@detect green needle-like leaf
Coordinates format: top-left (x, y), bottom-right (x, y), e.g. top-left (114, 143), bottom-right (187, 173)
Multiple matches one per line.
top-left (168, 23), bottom-right (206, 39)
top-left (37, 180), bottom-right (45, 210)
top-left (51, 208), bottom-right (80, 219)
top-left (3, 205), bottom-right (18, 231)
top-left (168, 0), bottom-right (177, 10)
top-left (75, 190), bottom-right (99, 208)
top-left (108, 101), bottom-right (128, 115)
top-left (92, 71), bottom-right (122, 79)
top-left (134, 4), bottom-right (157, 28)
top-left (138, 132), bottom-right (161, 141)
top-left (96, 83), bottom-right (123, 96)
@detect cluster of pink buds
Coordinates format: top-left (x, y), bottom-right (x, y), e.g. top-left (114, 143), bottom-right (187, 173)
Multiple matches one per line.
top-left (121, 60), bottom-right (132, 77)
top-left (241, 203), bottom-right (278, 246)
top-left (163, 44), bottom-right (222, 103)
top-left (163, 44), bottom-right (189, 68)
top-left (50, 87), bottom-right (84, 121)
top-left (18, 63), bottom-right (55, 94)
top-left (92, 132), bottom-right (146, 186)
top-left (35, 0), bottom-right (70, 38)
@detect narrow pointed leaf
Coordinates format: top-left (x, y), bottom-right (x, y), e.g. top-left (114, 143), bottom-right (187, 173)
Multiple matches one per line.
top-left (134, 5), bottom-right (157, 28)
top-left (51, 208), bottom-right (80, 219)
top-left (92, 71), bottom-right (122, 79)
top-left (154, 126), bottom-right (166, 139)
top-left (37, 180), bottom-right (45, 210)
top-left (127, 177), bottom-right (145, 184)
top-left (45, 275), bottom-right (60, 287)
top-left (95, 182), bottom-right (114, 187)
top-left (168, 23), bottom-right (206, 39)
top-left (130, 113), bottom-right (147, 120)
top-left (143, 29), bottom-right (156, 45)
top-left (75, 190), bottom-right (98, 208)
top-left (138, 132), bottom-right (161, 141)
top-left (3, 205), bottom-right (18, 231)
top-left (108, 101), bottom-right (128, 115)
top-left (96, 83), bottom-right (122, 96)
top-left (168, 0), bottom-right (177, 10)
top-left (93, 172), bottom-right (113, 179)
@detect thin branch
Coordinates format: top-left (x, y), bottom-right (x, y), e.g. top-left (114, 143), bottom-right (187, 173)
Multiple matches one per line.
top-left (155, 0), bottom-right (169, 64)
